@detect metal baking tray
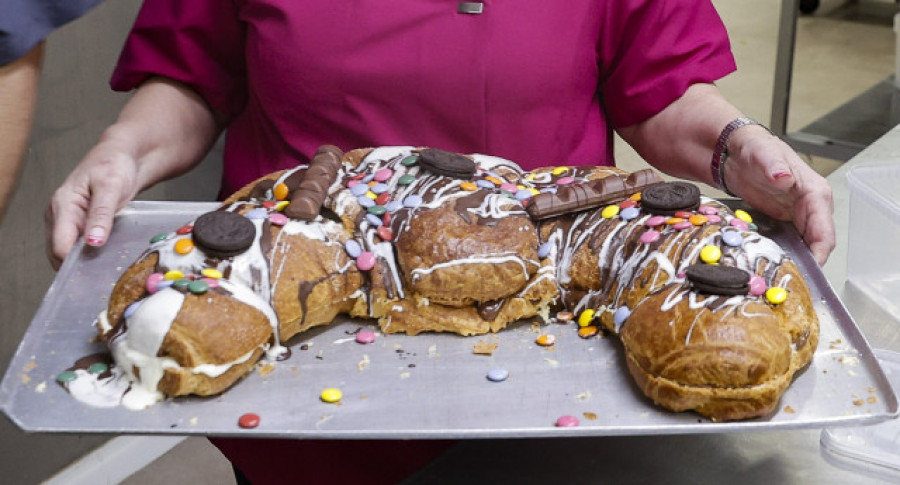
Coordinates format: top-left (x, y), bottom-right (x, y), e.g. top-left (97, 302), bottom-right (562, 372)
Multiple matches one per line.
top-left (1, 201), bottom-right (896, 438)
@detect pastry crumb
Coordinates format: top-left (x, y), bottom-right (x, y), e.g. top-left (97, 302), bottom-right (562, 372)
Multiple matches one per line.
top-left (258, 363), bottom-right (275, 376)
top-left (783, 405), bottom-right (795, 414)
top-left (473, 341), bottom-right (498, 355)
top-left (583, 412), bottom-right (598, 420)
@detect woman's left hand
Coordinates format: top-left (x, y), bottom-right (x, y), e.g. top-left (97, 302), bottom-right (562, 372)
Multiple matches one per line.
top-left (724, 127), bottom-right (835, 266)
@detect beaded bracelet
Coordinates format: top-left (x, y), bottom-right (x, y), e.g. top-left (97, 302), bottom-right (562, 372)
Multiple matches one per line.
top-left (710, 117), bottom-right (772, 197)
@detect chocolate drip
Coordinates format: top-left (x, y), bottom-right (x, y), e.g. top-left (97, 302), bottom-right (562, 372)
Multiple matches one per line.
top-left (527, 169), bottom-right (662, 220)
top-left (477, 299), bottom-right (505, 321)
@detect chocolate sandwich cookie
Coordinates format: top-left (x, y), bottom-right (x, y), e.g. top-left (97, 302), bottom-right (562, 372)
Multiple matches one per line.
top-left (685, 264), bottom-right (750, 296)
top-left (192, 210), bottom-right (258, 258)
top-left (417, 148), bottom-right (477, 179)
top-left (640, 181), bottom-right (701, 216)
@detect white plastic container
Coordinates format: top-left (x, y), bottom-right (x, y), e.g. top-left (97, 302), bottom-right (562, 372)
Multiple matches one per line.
top-left (845, 163), bottom-right (900, 318)
top-left (821, 350), bottom-right (900, 481)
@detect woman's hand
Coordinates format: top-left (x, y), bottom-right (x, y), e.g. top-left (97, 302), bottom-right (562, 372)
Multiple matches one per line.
top-left (43, 77), bottom-right (224, 269)
top-left (724, 127), bottom-right (835, 265)
top-left (45, 135), bottom-right (143, 269)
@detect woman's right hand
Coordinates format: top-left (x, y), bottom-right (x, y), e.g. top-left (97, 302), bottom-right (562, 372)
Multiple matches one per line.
top-left (43, 77), bottom-right (224, 270)
top-left (45, 133), bottom-right (143, 269)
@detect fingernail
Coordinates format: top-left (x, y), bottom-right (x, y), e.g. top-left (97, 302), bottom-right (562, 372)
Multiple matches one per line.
top-left (86, 227), bottom-right (106, 246)
top-left (772, 170), bottom-right (792, 179)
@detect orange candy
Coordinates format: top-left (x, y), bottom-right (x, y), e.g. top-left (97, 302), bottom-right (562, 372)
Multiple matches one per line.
top-left (273, 182), bottom-right (289, 201)
top-left (460, 182), bottom-right (478, 191)
top-left (665, 217), bottom-right (685, 225)
top-left (536, 334), bottom-right (556, 347)
top-left (689, 215), bottom-right (708, 226)
top-left (174, 238), bottom-right (194, 255)
top-left (578, 326), bottom-right (600, 339)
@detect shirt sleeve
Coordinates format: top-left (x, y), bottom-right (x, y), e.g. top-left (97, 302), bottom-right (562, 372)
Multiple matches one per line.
top-left (109, 0), bottom-right (248, 120)
top-left (0, 0), bottom-right (103, 65)
top-left (598, 0), bottom-right (737, 128)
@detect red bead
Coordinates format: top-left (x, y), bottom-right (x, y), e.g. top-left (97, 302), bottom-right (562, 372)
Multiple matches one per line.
top-left (238, 413), bottom-right (260, 428)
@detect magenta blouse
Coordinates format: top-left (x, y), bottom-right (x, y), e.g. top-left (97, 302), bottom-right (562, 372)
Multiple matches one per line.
top-left (111, 0), bottom-right (736, 197)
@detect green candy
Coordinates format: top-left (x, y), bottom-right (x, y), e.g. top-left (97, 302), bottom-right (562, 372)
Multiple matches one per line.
top-left (188, 280), bottom-right (209, 295)
top-left (367, 205), bottom-right (387, 216)
top-left (88, 363), bottom-right (108, 375)
top-left (400, 155), bottom-right (419, 166)
top-left (172, 279), bottom-right (192, 290)
top-left (56, 370), bottom-right (77, 383)
top-left (150, 232), bottom-right (169, 244)
top-left (397, 174), bottom-right (416, 185)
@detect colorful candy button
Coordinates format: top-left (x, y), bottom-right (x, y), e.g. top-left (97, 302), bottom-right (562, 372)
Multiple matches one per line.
top-left (370, 183), bottom-right (390, 195)
top-left (385, 201), bottom-right (404, 213)
top-left (164, 270), bottom-right (184, 281)
top-left (500, 183), bottom-right (518, 193)
top-left (345, 240), bottom-right (362, 258)
top-left (700, 245), bottom-right (722, 264)
top-left (274, 182), bottom-right (289, 201)
top-left (350, 183), bottom-right (369, 196)
top-left (238, 413), bottom-right (261, 428)
top-left (707, 214), bottom-right (722, 224)
top-left (269, 213), bottom-right (288, 226)
top-left (578, 326), bottom-right (599, 339)
top-left (320, 388), bottom-right (343, 403)
top-left (375, 192), bottom-right (391, 206)
top-left (274, 201), bottom-right (290, 211)
top-left (355, 330), bottom-right (377, 344)
top-left (536, 334), bottom-right (556, 346)
top-left (722, 231), bottom-right (743, 247)
top-left (376, 226), bottom-right (393, 241)
top-left (734, 209), bottom-right (753, 223)
top-left (403, 195), bottom-right (423, 208)
top-left (674, 211), bottom-right (694, 219)
top-left (601, 205), bottom-right (620, 219)
top-left (201, 278), bottom-right (220, 289)
top-left (262, 200), bottom-right (277, 209)
top-left (397, 174), bottom-right (416, 186)
top-left (146, 273), bottom-right (165, 294)
top-left (174, 238), bottom-right (194, 255)
top-left (538, 241), bottom-right (553, 259)
top-left (556, 176), bottom-right (575, 185)
top-left (176, 225), bottom-right (194, 235)
top-left (766, 287), bottom-right (787, 304)
top-left (357, 196), bottom-right (375, 208)
top-left (552, 166), bottom-right (569, 176)
top-left (748, 275), bottom-right (767, 296)
top-left (639, 230), bottom-right (660, 244)
top-left (367, 205), bottom-right (387, 216)
top-left (555, 415), bottom-right (580, 427)
top-left (645, 215), bottom-right (667, 227)
top-left (665, 217), bottom-right (685, 225)
top-left (613, 306), bottom-right (631, 331)
top-left (484, 176), bottom-right (503, 185)
top-left (365, 214), bottom-right (384, 227)
top-left (577, 309), bottom-right (595, 327)
top-left (188, 280), bottom-right (209, 295)
top-left (246, 208), bottom-right (268, 220)
top-left (124, 301), bottom-right (142, 319)
top-left (476, 179), bottom-right (495, 189)
top-left (400, 155), bottom-right (418, 166)
top-left (689, 215), bottom-right (708, 226)
top-left (618, 199), bottom-right (638, 209)
top-left (374, 168), bottom-right (393, 182)
top-left (672, 221), bottom-right (693, 231)
top-left (729, 218), bottom-right (749, 231)
top-left (698, 205), bottom-right (718, 215)
top-left (202, 268), bottom-right (223, 279)
top-left (556, 311), bottom-right (574, 323)
top-left (630, 192), bottom-right (642, 202)
top-left (56, 371), bottom-right (77, 383)
top-left (88, 363), bottom-right (108, 374)
top-left (486, 369), bottom-right (510, 382)
top-left (620, 207), bottom-right (641, 221)
top-left (460, 181), bottom-right (478, 191)
top-left (515, 190), bottom-right (533, 201)
top-left (150, 232), bottom-right (169, 244)
top-left (356, 252), bottom-right (377, 271)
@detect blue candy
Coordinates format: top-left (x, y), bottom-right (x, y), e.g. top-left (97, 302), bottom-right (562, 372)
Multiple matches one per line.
top-left (613, 306), bottom-right (631, 332)
top-left (538, 241), bottom-right (553, 259)
top-left (486, 368), bottom-right (509, 382)
top-left (403, 194), bottom-right (423, 208)
top-left (385, 201), bottom-right (404, 213)
top-left (124, 301), bottom-right (142, 319)
top-left (357, 196), bottom-right (376, 208)
top-left (350, 183), bottom-right (369, 196)
top-left (620, 207), bottom-right (641, 221)
top-left (722, 230), bottom-right (744, 247)
top-left (370, 183), bottom-right (390, 194)
top-left (365, 214), bottom-right (384, 227)
top-left (345, 240), bottom-right (363, 258)
top-left (246, 208), bottom-right (269, 220)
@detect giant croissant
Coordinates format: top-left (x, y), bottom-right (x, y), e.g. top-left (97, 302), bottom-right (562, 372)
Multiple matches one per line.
top-left (95, 146), bottom-right (818, 421)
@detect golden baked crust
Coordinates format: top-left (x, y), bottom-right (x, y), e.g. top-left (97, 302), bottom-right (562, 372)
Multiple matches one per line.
top-left (100, 146), bottom-right (819, 422)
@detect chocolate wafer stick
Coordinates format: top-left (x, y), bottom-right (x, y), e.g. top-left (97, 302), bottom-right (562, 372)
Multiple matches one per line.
top-left (284, 145), bottom-right (344, 220)
top-left (526, 169), bottom-right (662, 220)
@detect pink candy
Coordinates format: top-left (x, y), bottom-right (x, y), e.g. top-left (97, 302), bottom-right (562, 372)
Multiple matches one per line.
top-left (748, 275), bottom-right (767, 296)
top-left (556, 176), bottom-right (575, 185)
top-left (730, 218), bottom-right (749, 230)
top-left (555, 415), bottom-right (580, 427)
top-left (639, 230), bottom-right (660, 244)
top-left (269, 213), bottom-right (288, 226)
top-left (356, 251), bottom-right (376, 271)
top-left (698, 205), bottom-right (718, 215)
top-left (707, 214), bottom-right (722, 224)
top-left (645, 215), bottom-right (667, 227)
top-left (355, 330), bottom-right (377, 344)
top-left (672, 221), bottom-right (693, 231)
top-left (146, 273), bottom-right (165, 294)
top-left (500, 183), bottom-right (518, 193)
top-left (374, 168), bottom-right (393, 182)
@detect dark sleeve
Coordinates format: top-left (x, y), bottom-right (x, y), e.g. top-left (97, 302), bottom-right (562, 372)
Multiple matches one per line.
top-left (0, 0), bottom-right (104, 65)
top-left (598, 0), bottom-right (737, 128)
top-left (109, 0), bottom-right (248, 120)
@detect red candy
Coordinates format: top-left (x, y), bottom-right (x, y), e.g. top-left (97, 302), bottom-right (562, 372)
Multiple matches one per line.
top-left (238, 413), bottom-right (260, 429)
top-left (618, 200), bottom-right (638, 209)
top-left (674, 210), bottom-right (695, 219)
top-left (176, 225), bottom-right (193, 235)
top-left (375, 192), bottom-right (391, 206)
top-left (377, 226), bottom-right (393, 241)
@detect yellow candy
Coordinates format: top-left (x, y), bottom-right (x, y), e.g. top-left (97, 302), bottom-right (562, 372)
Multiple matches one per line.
top-left (320, 388), bottom-right (343, 403)
top-left (665, 217), bottom-right (684, 225)
top-left (552, 166), bottom-right (569, 176)
top-left (274, 200), bottom-right (290, 211)
top-left (201, 268), bottom-right (223, 279)
top-left (528, 188), bottom-right (540, 196)
top-left (174, 238), bottom-right (194, 255)
top-left (700, 245), bottom-right (722, 264)
top-left (164, 270), bottom-right (184, 281)
top-left (365, 191), bottom-right (377, 200)
top-left (601, 205), bottom-right (620, 219)
top-left (577, 309), bottom-right (595, 327)
top-left (525, 173), bottom-right (537, 181)
top-left (485, 176), bottom-right (503, 185)
top-left (536, 334), bottom-right (556, 346)
top-left (273, 182), bottom-right (289, 201)
top-left (735, 209), bottom-right (753, 224)
top-left (460, 181), bottom-right (478, 191)
top-left (765, 287), bottom-right (787, 305)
